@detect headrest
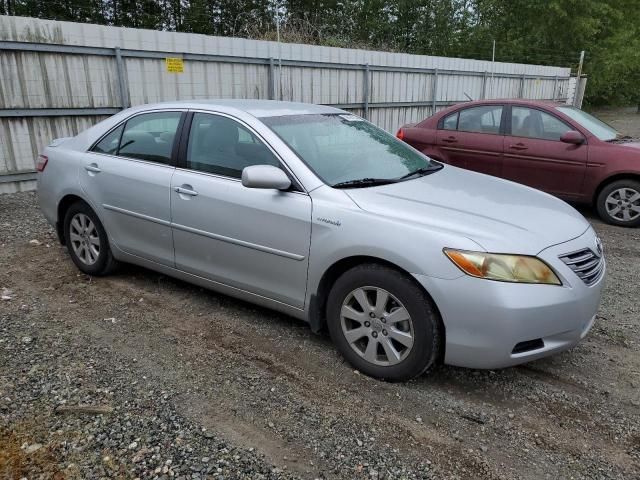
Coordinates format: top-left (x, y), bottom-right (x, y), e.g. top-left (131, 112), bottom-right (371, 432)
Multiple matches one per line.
top-left (201, 118), bottom-right (239, 152)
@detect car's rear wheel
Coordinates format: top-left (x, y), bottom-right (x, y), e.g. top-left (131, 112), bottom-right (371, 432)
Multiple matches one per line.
top-left (596, 179), bottom-right (640, 227)
top-left (326, 264), bottom-right (441, 381)
top-left (63, 202), bottom-right (118, 275)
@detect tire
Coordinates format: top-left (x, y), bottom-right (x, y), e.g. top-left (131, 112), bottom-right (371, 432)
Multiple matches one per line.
top-left (326, 264), bottom-right (442, 381)
top-left (63, 201), bottom-right (119, 276)
top-left (596, 179), bottom-right (640, 227)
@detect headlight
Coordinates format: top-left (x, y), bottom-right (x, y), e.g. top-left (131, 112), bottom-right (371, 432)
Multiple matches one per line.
top-left (444, 249), bottom-right (561, 285)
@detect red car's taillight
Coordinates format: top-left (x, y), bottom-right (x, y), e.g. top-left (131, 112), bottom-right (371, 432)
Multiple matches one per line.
top-left (36, 154), bottom-right (48, 172)
top-left (396, 128), bottom-right (405, 140)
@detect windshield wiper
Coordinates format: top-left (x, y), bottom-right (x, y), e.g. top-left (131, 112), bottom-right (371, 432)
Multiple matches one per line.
top-left (396, 164), bottom-right (444, 180)
top-left (332, 178), bottom-right (398, 189)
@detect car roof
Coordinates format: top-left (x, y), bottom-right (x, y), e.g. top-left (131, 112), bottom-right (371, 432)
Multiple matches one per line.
top-left (130, 99), bottom-right (344, 118)
top-left (443, 99), bottom-right (566, 110)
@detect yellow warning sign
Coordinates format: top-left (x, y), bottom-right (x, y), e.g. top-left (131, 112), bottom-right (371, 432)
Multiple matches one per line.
top-left (165, 57), bottom-right (184, 73)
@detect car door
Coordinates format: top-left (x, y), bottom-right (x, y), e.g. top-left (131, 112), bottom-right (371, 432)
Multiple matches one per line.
top-left (502, 106), bottom-right (587, 200)
top-left (170, 111), bottom-right (312, 308)
top-left (435, 105), bottom-right (505, 176)
top-left (80, 110), bottom-right (184, 266)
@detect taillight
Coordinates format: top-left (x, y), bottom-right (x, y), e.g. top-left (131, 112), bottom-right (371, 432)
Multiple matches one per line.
top-left (396, 128), bottom-right (405, 140)
top-left (36, 155), bottom-right (48, 172)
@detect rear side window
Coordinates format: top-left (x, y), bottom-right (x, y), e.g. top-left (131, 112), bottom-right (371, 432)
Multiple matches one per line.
top-left (118, 112), bottom-right (182, 164)
top-left (458, 106), bottom-right (503, 134)
top-left (442, 112), bottom-right (458, 130)
top-left (92, 125), bottom-right (123, 155)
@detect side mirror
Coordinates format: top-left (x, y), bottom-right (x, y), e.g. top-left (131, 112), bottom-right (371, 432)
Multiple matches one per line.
top-left (241, 165), bottom-right (291, 190)
top-left (560, 130), bottom-right (585, 145)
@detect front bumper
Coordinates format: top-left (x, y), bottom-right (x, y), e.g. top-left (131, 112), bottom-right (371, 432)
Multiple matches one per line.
top-left (414, 228), bottom-right (605, 369)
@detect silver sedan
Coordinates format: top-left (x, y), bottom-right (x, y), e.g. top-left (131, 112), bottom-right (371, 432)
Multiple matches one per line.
top-left (37, 100), bottom-right (605, 381)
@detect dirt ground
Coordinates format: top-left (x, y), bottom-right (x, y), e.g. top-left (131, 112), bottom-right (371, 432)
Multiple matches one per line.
top-left (1, 110), bottom-right (639, 479)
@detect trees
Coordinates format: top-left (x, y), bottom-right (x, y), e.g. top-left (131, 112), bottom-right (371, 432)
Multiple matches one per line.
top-left (2, 0), bottom-right (637, 106)
top-left (463, 0), bottom-right (640, 106)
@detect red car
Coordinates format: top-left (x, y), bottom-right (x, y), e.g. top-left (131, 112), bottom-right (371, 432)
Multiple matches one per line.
top-left (397, 100), bottom-right (640, 227)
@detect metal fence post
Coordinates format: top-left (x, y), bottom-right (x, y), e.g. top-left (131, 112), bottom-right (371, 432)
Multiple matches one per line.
top-left (575, 75), bottom-right (586, 108)
top-left (431, 69), bottom-right (439, 114)
top-left (481, 71), bottom-right (488, 99)
top-left (553, 75), bottom-right (558, 101)
top-left (362, 63), bottom-right (370, 119)
top-left (268, 57), bottom-right (275, 100)
top-left (114, 47), bottom-right (129, 109)
top-left (518, 74), bottom-right (525, 98)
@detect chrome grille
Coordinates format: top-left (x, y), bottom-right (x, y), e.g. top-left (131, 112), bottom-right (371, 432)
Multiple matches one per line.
top-left (559, 248), bottom-right (604, 286)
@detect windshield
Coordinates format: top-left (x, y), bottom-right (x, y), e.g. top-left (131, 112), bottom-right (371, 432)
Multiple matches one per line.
top-left (556, 106), bottom-right (619, 141)
top-left (262, 114), bottom-right (435, 187)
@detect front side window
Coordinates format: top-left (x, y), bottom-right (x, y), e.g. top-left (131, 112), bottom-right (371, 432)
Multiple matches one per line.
top-left (458, 106), bottom-right (503, 134)
top-left (263, 114), bottom-right (437, 187)
top-left (186, 113), bottom-right (280, 178)
top-left (511, 107), bottom-right (572, 141)
top-left (118, 112), bottom-right (182, 164)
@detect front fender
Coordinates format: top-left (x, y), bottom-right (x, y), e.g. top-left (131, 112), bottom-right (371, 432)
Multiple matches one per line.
top-left (304, 186), bottom-right (478, 323)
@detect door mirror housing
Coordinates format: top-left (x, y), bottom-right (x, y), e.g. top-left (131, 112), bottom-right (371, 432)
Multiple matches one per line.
top-left (241, 165), bottom-right (291, 190)
top-left (560, 130), bottom-right (585, 145)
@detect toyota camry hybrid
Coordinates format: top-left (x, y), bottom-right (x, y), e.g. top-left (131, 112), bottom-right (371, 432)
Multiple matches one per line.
top-left (37, 100), bottom-right (605, 381)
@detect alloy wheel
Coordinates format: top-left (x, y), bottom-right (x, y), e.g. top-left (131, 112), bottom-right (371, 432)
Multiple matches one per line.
top-left (69, 213), bottom-right (101, 265)
top-left (340, 286), bottom-right (414, 366)
top-left (605, 187), bottom-right (640, 222)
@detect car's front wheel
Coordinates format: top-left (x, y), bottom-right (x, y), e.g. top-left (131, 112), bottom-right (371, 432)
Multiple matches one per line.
top-left (596, 179), bottom-right (640, 227)
top-left (63, 201), bottom-right (119, 275)
top-left (326, 264), bottom-right (442, 381)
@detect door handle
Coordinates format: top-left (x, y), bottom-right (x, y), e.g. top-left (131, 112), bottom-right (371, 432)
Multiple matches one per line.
top-left (174, 185), bottom-right (198, 197)
top-left (85, 164), bottom-right (101, 173)
top-left (509, 143), bottom-right (528, 151)
top-left (442, 136), bottom-right (457, 143)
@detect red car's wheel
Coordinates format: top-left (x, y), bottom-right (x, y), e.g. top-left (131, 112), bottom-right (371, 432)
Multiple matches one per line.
top-left (596, 179), bottom-right (640, 227)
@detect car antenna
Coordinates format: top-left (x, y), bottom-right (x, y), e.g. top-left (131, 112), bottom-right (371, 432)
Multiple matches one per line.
top-left (464, 92), bottom-right (474, 101)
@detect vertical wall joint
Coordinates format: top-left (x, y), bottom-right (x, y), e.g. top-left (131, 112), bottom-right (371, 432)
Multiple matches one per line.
top-left (114, 47), bottom-right (129, 109)
top-left (363, 63), bottom-right (370, 119)
top-left (481, 71), bottom-right (488, 99)
top-left (268, 57), bottom-right (275, 100)
top-left (431, 69), bottom-right (439, 114)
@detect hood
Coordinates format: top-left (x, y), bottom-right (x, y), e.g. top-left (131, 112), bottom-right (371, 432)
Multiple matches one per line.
top-left (344, 165), bottom-right (590, 255)
top-left (614, 140), bottom-right (640, 150)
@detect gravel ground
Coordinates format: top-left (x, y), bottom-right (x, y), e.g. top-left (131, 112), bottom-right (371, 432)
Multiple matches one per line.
top-left (590, 107), bottom-right (640, 139)
top-left (1, 110), bottom-right (639, 479)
